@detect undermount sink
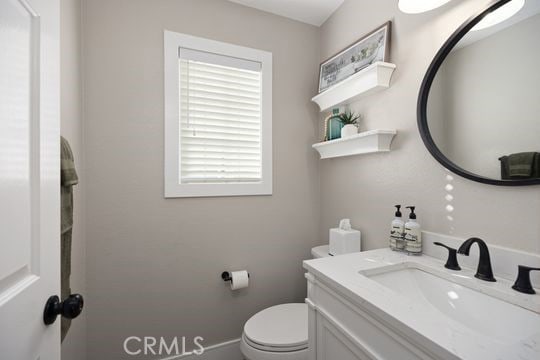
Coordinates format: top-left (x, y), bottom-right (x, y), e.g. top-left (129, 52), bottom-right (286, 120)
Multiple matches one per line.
top-left (361, 263), bottom-right (540, 344)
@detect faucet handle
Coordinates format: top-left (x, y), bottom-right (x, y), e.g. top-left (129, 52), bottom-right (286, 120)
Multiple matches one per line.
top-left (512, 265), bottom-right (540, 294)
top-left (434, 242), bottom-right (461, 271)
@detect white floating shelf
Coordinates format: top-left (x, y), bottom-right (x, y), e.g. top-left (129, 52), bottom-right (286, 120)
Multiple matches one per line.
top-left (312, 62), bottom-right (396, 112)
top-left (313, 130), bottom-right (397, 159)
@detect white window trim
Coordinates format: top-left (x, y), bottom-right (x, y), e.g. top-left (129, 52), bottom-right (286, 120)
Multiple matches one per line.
top-left (164, 30), bottom-right (272, 198)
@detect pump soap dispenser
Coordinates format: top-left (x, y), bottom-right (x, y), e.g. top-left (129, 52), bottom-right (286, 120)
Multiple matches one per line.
top-left (404, 206), bottom-right (422, 255)
top-left (389, 205), bottom-right (404, 251)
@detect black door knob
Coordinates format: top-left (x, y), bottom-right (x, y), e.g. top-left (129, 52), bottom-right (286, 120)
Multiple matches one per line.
top-left (43, 294), bottom-right (84, 325)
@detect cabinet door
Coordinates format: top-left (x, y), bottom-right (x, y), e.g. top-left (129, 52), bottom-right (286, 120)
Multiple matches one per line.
top-left (316, 314), bottom-right (374, 360)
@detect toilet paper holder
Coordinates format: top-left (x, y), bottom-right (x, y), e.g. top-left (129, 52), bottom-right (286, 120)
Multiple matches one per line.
top-left (221, 271), bottom-right (250, 282)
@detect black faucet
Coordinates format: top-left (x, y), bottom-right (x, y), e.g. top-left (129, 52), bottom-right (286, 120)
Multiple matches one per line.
top-left (457, 237), bottom-right (496, 282)
top-left (433, 242), bottom-right (461, 270)
top-left (512, 266), bottom-right (540, 294)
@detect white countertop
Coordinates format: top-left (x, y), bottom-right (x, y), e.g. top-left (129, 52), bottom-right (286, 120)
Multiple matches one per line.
top-left (303, 248), bottom-right (540, 360)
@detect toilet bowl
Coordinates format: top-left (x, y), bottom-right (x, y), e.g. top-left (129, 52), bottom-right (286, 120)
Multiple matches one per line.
top-left (240, 303), bottom-right (308, 360)
top-left (240, 245), bottom-right (332, 360)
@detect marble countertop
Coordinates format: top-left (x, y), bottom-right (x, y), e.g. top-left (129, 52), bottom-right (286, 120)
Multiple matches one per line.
top-left (303, 248), bottom-right (540, 360)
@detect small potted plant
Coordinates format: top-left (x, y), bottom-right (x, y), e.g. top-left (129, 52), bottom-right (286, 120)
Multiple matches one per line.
top-left (338, 111), bottom-right (361, 138)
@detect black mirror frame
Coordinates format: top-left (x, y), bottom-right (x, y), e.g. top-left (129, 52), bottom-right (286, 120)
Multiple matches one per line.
top-left (417, 0), bottom-right (540, 186)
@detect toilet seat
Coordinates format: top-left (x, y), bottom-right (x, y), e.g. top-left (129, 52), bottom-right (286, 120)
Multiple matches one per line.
top-left (240, 337), bottom-right (308, 360)
top-left (242, 303), bottom-right (308, 353)
top-left (243, 334), bottom-right (307, 352)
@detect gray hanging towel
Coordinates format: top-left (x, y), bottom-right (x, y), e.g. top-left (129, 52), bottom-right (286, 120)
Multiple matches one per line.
top-left (60, 136), bottom-right (78, 342)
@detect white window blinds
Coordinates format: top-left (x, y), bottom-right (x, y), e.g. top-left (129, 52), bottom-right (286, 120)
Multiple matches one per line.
top-left (179, 48), bottom-right (263, 184)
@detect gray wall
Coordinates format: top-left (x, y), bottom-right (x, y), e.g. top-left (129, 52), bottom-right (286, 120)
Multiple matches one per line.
top-left (60, 0), bottom-right (86, 359)
top-left (319, 0), bottom-right (540, 253)
top-left (79, 1), bottom-right (540, 358)
top-left (432, 13), bottom-right (540, 178)
top-left (82, 0), bottom-right (321, 358)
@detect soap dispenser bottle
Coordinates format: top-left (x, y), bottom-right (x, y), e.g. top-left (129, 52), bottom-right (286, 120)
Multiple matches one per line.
top-left (404, 206), bottom-right (422, 255)
top-left (389, 205), bottom-right (405, 251)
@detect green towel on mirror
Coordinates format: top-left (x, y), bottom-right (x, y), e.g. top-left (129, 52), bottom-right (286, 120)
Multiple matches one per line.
top-left (61, 136), bottom-right (78, 342)
top-left (508, 152), bottom-right (536, 177)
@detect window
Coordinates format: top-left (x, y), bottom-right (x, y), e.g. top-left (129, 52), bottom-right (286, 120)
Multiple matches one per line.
top-left (164, 31), bottom-right (272, 198)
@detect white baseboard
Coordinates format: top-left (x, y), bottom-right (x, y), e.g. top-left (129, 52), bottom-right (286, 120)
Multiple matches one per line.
top-left (160, 338), bottom-right (242, 360)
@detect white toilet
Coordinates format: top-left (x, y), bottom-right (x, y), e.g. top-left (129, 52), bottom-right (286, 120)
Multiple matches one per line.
top-left (240, 245), bottom-right (332, 360)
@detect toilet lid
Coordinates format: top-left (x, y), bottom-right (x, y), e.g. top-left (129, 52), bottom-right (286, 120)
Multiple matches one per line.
top-left (244, 303), bottom-right (308, 351)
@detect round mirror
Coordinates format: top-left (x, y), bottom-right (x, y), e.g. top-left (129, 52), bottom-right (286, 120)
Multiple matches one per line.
top-left (418, 0), bottom-right (540, 186)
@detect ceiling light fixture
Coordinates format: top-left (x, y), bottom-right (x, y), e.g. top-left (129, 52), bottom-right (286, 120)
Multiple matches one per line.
top-left (398, 0), bottom-right (453, 14)
top-left (471, 0), bottom-right (525, 31)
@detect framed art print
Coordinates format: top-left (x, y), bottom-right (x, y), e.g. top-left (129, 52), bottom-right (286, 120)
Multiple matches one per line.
top-left (318, 21), bottom-right (391, 93)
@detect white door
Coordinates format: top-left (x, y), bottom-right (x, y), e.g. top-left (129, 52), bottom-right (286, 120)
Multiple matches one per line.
top-left (0, 0), bottom-right (61, 359)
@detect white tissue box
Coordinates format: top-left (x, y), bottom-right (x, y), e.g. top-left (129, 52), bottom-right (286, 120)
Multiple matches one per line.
top-left (329, 228), bottom-right (361, 256)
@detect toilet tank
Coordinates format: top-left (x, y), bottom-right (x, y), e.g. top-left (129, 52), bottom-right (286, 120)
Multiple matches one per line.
top-left (311, 244), bottom-right (362, 258)
top-left (311, 245), bottom-right (331, 259)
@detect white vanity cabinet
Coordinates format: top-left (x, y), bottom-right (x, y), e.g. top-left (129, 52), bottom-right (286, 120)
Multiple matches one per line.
top-left (305, 272), bottom-right (453, 360)
top-left (304, 235), bottom-right (540, 360)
